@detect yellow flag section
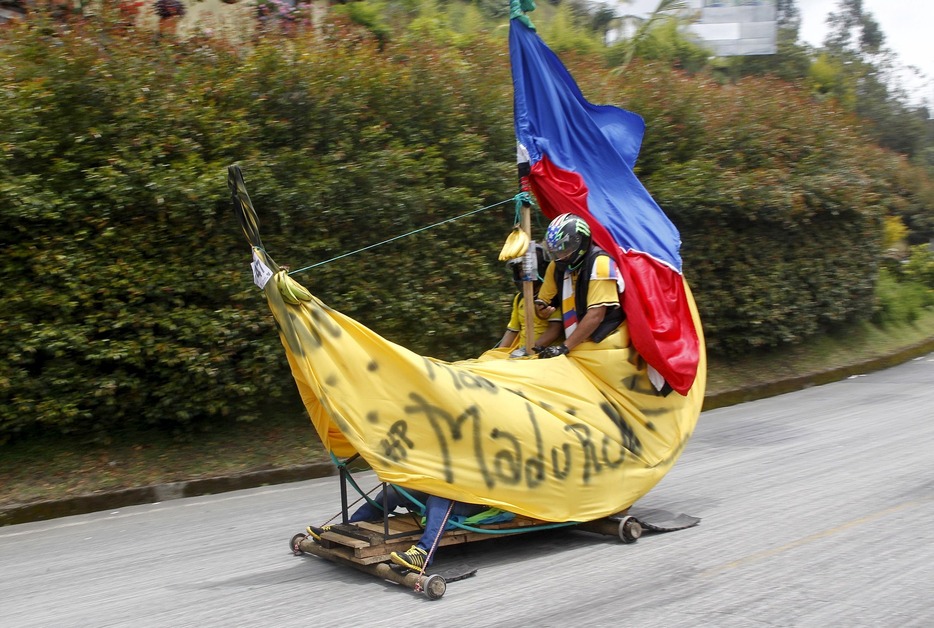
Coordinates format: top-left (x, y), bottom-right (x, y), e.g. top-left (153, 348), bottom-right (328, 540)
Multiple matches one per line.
top-left (229, 166), bottom-right (705, 524)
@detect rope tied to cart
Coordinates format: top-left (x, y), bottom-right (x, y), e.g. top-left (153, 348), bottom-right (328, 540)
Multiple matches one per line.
top-left (414, 499), bottom-right (455, 594)
top-left (286, 195), bottom-right (526, 276)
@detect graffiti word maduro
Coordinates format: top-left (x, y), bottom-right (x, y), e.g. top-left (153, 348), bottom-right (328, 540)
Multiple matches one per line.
top-left (378, 391), bottom-right (642, 489)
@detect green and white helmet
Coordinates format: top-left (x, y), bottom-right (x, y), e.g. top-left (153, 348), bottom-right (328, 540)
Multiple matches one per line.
top-left (544, 213), bottom-right (592, 270)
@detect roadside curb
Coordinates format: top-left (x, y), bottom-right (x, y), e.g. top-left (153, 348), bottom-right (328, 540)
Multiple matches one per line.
top-left (3, 340), bottom-right (932, 528)
top-left (0, 463), bottom-right (336, 527)
top-left (701, 337), bottom-right (934, 411)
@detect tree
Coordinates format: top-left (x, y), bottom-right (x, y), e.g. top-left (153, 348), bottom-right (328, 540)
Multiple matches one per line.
top-left (588, 1), bottom-right (617, 42)
top-left (815, 0), bottom-right (929, 160)
top-left (608, 0), bottom-right (699, 71)
top-left (775, 0), bottom-right (800, 32)
top-left (717, 0), bottom-right (811, 84)
top-left (823, 0), bottom-right (883, 56)
top-left (538, 1), bottom-right (602, 56)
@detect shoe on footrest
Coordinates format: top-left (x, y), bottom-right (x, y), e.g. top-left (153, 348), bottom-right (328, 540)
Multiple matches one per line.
top-left (305, 525), bottom-right (332, 543)
top-left (390, 545), bottom-right (428, 571)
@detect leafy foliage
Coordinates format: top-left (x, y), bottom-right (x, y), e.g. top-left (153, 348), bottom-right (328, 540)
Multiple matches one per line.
top-left (871, 267), bottom-right (932, 326)
top-left (610, 68), bottom-right (894, 353)
top-left (0, 4), bottom-right (932, 443)
top-left (607, 18), bottom-right (709, 74)
top-left (901, 245), bottom-right (934, 289)
top-left (537, 1), bottom-right (602, 56)
top-left (0, 10), bottom-right (514, 442)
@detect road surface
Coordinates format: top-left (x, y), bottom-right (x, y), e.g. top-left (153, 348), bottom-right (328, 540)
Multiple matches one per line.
top-left (2, 354), bottom-right (932, 626)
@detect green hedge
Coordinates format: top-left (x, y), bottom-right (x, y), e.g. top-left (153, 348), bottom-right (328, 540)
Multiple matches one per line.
top-left (627, 70), bottom-right (891, 352)
top-left (1, 13), bottom-right (931, 441)
top-left (0, 15), bottom-right (515, 442)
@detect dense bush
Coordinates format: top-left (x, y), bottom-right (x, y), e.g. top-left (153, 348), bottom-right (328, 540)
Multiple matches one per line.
top-left (604, 67), bottom-right (892, 353)
top-left (0, 13), bottom-right (515, 442)
top-left (877, 244), bottom-right (934, 326)
top-left (902, 245), bottom-right (934, 289)
top-left (871, 267), bottom-right (933, 326)
top-left (1, 10), bottom-right (932, 442)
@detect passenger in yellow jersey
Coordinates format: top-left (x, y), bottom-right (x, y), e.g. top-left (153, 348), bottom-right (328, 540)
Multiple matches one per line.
top-left (496, 241), bottom-right (562, 357)
top-left (533, 213), bottom-right (625, 358)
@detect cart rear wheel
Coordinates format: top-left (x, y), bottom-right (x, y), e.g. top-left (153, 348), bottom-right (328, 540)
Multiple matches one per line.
top-left (618, 516), bottom-right (642, 544)
top-left (290, 533), bottom-right (307, 555)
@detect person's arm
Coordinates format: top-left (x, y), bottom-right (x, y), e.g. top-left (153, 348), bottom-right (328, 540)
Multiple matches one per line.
top-left (539, 253), bottom-right (621, 358)
top-left (562, 305), bottom-right (607, 351)
top-left (535, 261), bottom-right (558, 320)
top-left (497, 329), bottom-right (518, 349)
top-left (532, 320), bottom-right (563, 350)
top-left (538, 306), bottom-right (608, 358)
top-left (564, 254), bottom-right (622, 349)
top-left (497, 294), bottom-right (522, 348)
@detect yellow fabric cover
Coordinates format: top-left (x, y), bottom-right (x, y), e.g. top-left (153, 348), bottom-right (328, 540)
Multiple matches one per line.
top-left (229, 165), bottom-right (705, 524)
top-left (264, 266), bottom-right (705, 523)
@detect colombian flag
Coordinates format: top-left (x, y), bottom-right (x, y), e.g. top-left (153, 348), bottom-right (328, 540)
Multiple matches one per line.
top-left (510, 16), bottom-right (699, 395)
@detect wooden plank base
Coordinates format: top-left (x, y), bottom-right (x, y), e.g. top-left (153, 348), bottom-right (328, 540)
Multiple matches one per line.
top-left (305, 514), bottom-right (550, 565)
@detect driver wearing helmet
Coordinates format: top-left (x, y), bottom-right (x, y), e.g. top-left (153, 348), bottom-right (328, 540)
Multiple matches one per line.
top-left (533, 213), bottom-right (625, 359)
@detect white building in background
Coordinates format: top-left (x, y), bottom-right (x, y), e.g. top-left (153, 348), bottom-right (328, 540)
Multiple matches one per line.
top-left (610, 0), bottom-right (777, 57)
top-left (694, 0), bottom-right (777, 56)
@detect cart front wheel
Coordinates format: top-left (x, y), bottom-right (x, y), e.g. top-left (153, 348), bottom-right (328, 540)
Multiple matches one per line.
top-left (421, 574), bottom-right (447, 600)
top-left (618, 516), bottom-right (642, 544)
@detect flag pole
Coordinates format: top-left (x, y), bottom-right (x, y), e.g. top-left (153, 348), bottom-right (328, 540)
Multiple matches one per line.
top-left (518, 144), bottom-right (535, 354)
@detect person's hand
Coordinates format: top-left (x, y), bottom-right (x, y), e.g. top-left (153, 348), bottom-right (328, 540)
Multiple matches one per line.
top-left (537, 344), bottom-right (569, 359)
top-left (534, 300), bottom-right (555, 319)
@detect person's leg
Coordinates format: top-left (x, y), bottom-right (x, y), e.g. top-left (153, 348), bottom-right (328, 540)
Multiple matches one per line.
top-left (349, 486), bottom-right (427, 522)
top-left (309, 485), bottom-right (429, 543)
top-left (415, 497), bottom-right (486, 552)
top-left (391, 497), bottom-right (487, 570)
top-left (348, 489), bottom-right (389, 523)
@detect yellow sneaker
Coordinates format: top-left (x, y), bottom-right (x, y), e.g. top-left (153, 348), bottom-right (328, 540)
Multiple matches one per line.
top-left (390, 545), bottom-right (428, 571)
top-left (305, 525), bottom-right (331, 543)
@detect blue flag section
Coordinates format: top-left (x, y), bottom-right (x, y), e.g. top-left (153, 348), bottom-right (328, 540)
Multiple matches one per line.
top-left (509, 17), bottom-right (700, 395)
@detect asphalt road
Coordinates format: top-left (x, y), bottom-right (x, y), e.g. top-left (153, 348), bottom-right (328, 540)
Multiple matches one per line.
top-left (2, 354), bottom-right (932, 627)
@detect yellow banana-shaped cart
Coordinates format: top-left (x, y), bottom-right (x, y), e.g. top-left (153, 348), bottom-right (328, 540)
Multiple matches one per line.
top-left (229, 166), bottom-right (705, 599)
